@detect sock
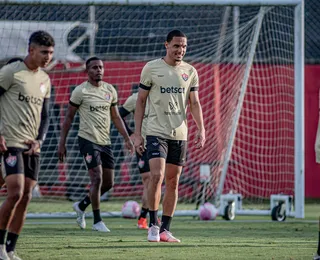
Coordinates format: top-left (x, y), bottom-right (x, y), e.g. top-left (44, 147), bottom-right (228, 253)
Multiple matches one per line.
top-left (149, 210), bottom-right (158, 227)
top-left (78, 195), bottom-right (91, 211)
top-left (6, 232), bottom-right (18, 253)
top-left (93, 209), bottom-right (102, 224)
top-left (0, 229), bottom-right (7, 245)
top-left (160, 215), bottom-right (172, 233)
top-left (139, 207), bottom-right (149, 219)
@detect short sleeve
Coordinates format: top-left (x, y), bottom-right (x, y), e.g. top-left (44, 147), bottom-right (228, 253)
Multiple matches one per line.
top-left (0, 65), bottom-right (13, 91)
top-left (111, 85), bottom-right (118, 106)
top-left (190, 68), bottom-right (199, 88)
top-left (45, 78), bottom-right (51, 99)
top-left (122, 93), bottom-right (137, 113)
top-left (70, 85), bottom-right (83, 106)
top-left (140, 63), bottom-right (152, 88)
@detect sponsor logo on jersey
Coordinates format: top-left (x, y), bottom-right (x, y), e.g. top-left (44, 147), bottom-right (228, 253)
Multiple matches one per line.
top-left (40, 83), bottom-right (46, 94)
top-left (6, 154), bottom-right (17, 167)
top-left (85, 153), bottom-right (92, 163)
top-left (182, 73), bottom-right (189, 81)
top-left (160, 86), bottom-right (185, 94)
top-left (90, 105), bottom-right (109, 112)
top-left (152, 142), bottom-right (159, 146)
top-left (18, 92), bottom-right (42, 106)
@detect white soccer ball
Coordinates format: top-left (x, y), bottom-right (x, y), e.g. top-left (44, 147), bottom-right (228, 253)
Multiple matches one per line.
top-left (121, 200), bottom-right (140, 219)
top-left (199, 202), bottom-right (218, 221)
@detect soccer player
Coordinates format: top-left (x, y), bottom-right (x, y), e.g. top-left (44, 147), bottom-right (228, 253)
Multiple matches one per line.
top-left (119, 92), bottom-right (151, 229)
top-left (0, 31), bottom-right (54, 260)
top-left (132, 30), bottom-right (206, 243)
top-left (58, 57), bottom-right (134, 232)
top-left (0, 58), bottom-right (24, 190)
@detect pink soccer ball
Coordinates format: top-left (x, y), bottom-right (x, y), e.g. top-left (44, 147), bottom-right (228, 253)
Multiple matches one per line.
top-left (121, 200), bottom-right (140, 219)
top-left (199, 202), bottom-right (218, 221)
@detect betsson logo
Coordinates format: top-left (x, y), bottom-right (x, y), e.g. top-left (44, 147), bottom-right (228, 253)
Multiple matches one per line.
top-left (18, 92), bottom-right (42, 106)
top-left (90, 105), bottom-right (109, 112)
top-left (160, 86), bottom-right (185, 94)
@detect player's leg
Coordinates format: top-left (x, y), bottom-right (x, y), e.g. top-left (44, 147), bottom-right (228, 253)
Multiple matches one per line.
top-left (73, 138), bottom-right (101, 230)
top-left (159, 140), bottom-right (187, 243)
top-left (0, 155), bottom-right (5, 189)
top-left (137, 150), bottom-right (151, 229)
top-left (146, 136), bottom-right (168, 242)
top-left (5, 152), bottom-right (39, 259)
top-left (0, 149), bottom-right (25, 260)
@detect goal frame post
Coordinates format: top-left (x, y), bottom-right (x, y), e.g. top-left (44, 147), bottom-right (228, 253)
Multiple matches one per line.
top-left (2, 0), bottom-right (303, 219)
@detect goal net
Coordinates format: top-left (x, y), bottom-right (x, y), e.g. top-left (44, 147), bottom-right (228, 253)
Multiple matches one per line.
top-left (0, 0), bottom-right (304, 218)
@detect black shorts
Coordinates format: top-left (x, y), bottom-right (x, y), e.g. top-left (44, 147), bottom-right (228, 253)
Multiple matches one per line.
top-left (136, 150), bottom-right (150, 174)
top-left (2, 147), bottom-right (40, 181)
top-left (78, 136), bottom-right (115, 170)
top-left (146, 136), bottom-right (187, 166)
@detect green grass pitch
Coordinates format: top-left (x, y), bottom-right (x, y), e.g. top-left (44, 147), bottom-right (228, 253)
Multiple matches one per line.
top-left (9, 202), bottom-right (319, 260)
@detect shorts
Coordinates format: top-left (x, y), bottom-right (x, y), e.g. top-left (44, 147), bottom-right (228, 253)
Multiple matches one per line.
top-left (136, 150), bottom-right (150, 174)
top-left (2, 147), bottom-right (40, 181)
top-left (78, 136), bottom-right (115, 170)
top-left (146, 136), bottom-right (187, 166)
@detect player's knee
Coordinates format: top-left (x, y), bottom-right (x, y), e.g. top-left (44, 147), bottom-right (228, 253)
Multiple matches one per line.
top-left (21, 191), bottom-right (33, 204)
top-left (7, 190), bottom-right (23, 205)
top-left (150, 172), bottom-right (163, 184)
top-left (89, 168), bottom-right (103, 187)
top-left (101, 180), bottom-right (114, 192)
top-left (166, 178), bottom-right (179, 190)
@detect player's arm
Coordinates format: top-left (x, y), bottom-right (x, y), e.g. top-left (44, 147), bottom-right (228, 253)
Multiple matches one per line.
top-left (36, 98), bottom-right (50, 146)
top-left (111, 105), bottom-right (134, 154)
top-left (119, 107), bottom-right (133, 136)
top-left (24, 98), bottom-right (51, 155)
top-left (0, 65), bottom-right (14, 153)
top-left (58, 103), bottom-right (78, 162)
top-left (189, 89), bottom-right (206, 149)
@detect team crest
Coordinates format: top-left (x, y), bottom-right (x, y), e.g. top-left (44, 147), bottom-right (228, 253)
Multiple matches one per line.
top-left (105, 93), bottom-right (112, 101)
top-left (40, 83), bottom-right (46, 94)
top-left (181, 73), bottom-right (189, 81)
top-left (6, 154), bottom-right (17, 167)
top-left (85, 153), bottom-right (92, 163)
top-left (138, 159), bottom-right (145, 169)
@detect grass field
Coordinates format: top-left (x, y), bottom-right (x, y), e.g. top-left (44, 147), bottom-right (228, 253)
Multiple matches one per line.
top-left (6, 202), bottom-right (319, 260)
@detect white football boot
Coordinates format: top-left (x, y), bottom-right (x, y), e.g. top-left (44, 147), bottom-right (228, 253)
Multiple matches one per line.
top-left (72, 202), bottom-right (86, 229)
top-left (92, 221), bottom-right (110, 232)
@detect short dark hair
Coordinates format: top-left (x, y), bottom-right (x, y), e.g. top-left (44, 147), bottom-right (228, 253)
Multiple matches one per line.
top-left (29, 31), bottom-right (55, 47)
top-left (86, 56), bottom-right (102, 69)
top-left (6, 57), bottom-right (23, 65)
top-left (166, 30), bottom-right (187, 43)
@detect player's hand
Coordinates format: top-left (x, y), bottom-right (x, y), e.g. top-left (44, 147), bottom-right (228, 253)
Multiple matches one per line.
top-left (195, 128), bottom-right (206, 149)
top-left (125, 138), bottom-right (135, 155)
top-left (57, 143), bottom-right (67, 163)
top-left (24, 140), bottom-right (40, 155)
top-left (0, 135), bottom-right (7, 153)
top-left (131, 133), bottom-right (145, 156)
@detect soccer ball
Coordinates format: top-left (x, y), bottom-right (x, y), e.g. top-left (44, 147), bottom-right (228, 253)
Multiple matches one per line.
top-left (199, 202), bottom-right (218, 221)
top-left (121, 200), bottom-right (140, 219)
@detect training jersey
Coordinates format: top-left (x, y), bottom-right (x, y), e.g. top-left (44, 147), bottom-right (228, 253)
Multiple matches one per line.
top-left (122, 93), bottom-right (148, 141)
top-left (0, 61), bottom-right (51, 149)
top-left (140, 58), bottom-right (199, 140)
top-left (70, 81), bottom-right (118, 145)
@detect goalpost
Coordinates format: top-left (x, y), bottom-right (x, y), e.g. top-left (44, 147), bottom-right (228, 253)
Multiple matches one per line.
top-left (0, 0), bottom-right (304, 220)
